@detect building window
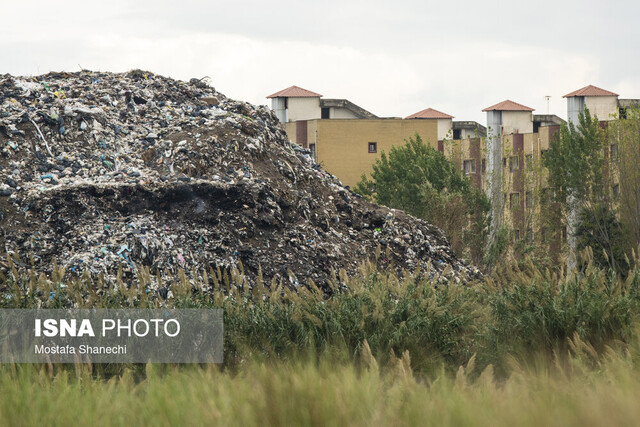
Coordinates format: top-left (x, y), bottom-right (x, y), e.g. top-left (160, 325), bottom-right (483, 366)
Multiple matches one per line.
top-left (619, 107), bottom-right (628, 119)
top-left (611, 144), bottom-right (618, 162)
top-left (525, 191), bottom-right (533, 209)
top-left (453, 129), bottom-right (462, 140)
top-left (509, 156), bottom-right (519, 172)
top-left (368, 142), bottom-right (377, 153)
top-left (525, 154), bottom-right (533, 169)
top-left (510, 192), bottom-right (520, 209)
top-left (481, 158), bottom-right (486, 173)
top-left (309, 143), bottom-right (316, 161)
top-left (321, 107), bottom-right (330, 119)
top-left (463, 159), bottom-right (476, 175)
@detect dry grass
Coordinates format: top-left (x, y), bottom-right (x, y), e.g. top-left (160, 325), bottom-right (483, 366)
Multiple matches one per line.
top-left (1, 248), bottom-right (640, 425)
top-left (2, 333), bottom-right (640, 426)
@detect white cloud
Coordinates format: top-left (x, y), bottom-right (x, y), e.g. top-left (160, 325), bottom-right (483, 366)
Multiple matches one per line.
top-left (1, 1), bottom-right (639, 127)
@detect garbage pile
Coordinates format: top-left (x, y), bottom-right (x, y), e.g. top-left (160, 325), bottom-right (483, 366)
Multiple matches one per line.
top-left (0, 70), bottom-right (480, 292)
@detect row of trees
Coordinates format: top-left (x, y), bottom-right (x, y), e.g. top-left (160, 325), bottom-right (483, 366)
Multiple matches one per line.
top-left (355, 108), bottom-right (640, 273)
top-left (545, 107), bottom-right (640, 274)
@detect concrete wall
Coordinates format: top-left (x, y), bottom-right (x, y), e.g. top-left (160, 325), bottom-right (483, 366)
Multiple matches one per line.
top-left (309, 119), bottom-right (438, 188)
top-left (567, 96), bottom-right (585, 126)
top-left (271, 98), bottom-right (287, 123)
top-left (460, 128), bottom-right (480, 139)
top-left (331, 107), bottom-right (359, 119)
top-left (437, 118), bottom-right (453, 141)
top-left (287, 97), bottom-right (321, 122)
top-left (486, 110), bottom-right (503, 233)
top-left (501, 111), bottom-right (533, 135)
top-left (585, 96), bottom-right (618, 121)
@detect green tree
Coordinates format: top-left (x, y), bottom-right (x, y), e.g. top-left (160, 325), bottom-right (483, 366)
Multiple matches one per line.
top-left (575, 205), bottom-right (628, 272)
top-left (544, 107), bottom-right (623, 272)
top-left (609, 107), bottom-right (640, 254)
top-left (355, 134), bottom-right (489, 264)
top-left (544, 108), bottom-right (604, 203)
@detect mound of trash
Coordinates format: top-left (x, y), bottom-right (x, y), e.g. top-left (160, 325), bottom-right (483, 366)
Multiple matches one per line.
top-left (0, 70), bottom-right (480, 292)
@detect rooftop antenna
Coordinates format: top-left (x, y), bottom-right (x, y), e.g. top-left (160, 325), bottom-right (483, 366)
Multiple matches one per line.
top-left (545, 96), bottom-right (551, 114)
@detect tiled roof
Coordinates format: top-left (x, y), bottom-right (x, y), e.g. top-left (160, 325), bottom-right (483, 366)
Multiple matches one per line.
top-left (267, 85), bottom-right (322, 98)
top-left (405, 107), bottom-right (454, 119)
top-left (482, 100), bottom-right (534, 112)
top-left (563, 85), bottom-right (619, 98)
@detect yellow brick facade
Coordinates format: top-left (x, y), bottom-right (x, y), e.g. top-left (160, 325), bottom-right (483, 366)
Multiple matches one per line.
top-left (287, 119), bottom-right (438, 188)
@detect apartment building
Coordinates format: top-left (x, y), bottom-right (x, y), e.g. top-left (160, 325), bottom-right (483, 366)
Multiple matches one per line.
top-left (447, 85), bottom-right (627, 247)
top-left (268, 85), bottom-right (437, 188)
top-left (267, 84), bottom-right (635, 248)
top-left (267, 85), bottom-right (377, 123)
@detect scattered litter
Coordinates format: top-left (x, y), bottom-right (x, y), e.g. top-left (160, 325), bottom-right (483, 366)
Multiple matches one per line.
top-left (0, 70), bottom-right (480, 291)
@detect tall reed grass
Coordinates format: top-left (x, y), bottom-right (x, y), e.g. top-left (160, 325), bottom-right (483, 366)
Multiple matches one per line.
top-left (2, 248), bottom-right (640, 376)
top-left (2, 248), bottom-right (640, 424)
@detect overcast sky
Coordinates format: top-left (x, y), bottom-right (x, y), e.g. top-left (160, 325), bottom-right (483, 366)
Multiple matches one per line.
top-left (2, 1), bottom-right (639, 124)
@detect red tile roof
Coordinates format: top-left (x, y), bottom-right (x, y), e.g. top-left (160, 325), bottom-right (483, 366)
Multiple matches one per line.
top-left (405, 107), bottom-right (454, 119)
top-left (267, 85), bottom-right (322, 98)
top-left (482, 100), bottom-right (534, 112)
top-left (563, 85), bottom-right (619, 98)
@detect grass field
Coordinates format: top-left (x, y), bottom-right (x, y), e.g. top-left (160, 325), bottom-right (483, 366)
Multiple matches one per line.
top-left (2, 342), bottom-right (640, 426)
top-left (1, 249), bottom-right (640, 426)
